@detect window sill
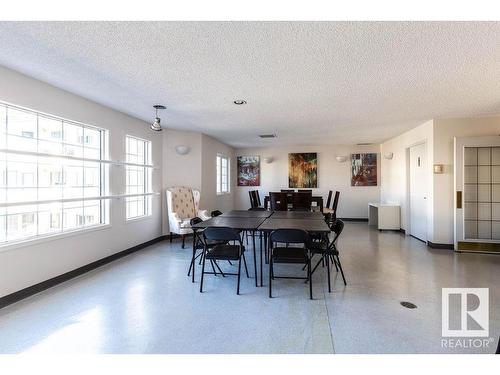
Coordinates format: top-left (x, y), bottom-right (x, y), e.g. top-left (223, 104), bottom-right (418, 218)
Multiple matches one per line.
top-left (216, 192), bottom-right (231, 196)
top-left (125, 214), bottom-right (153, 224)
top-left (0, 223), bottom-right (112, 253)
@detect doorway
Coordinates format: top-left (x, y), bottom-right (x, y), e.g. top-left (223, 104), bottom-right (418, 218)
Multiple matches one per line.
top-left (409, 142), bottom-right (428, 242)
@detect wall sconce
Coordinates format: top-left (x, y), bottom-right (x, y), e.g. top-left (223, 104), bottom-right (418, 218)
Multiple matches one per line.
top-left (175, 145), bottom-right (190, 155)
top-left (263, 157), bottom-right (274, 164)
top-left (335, 155), bottom-right (348, 163)
top-left (433, 164), bottom-right (444, 174)
top-left (383, 152), bottom-right (394, 160)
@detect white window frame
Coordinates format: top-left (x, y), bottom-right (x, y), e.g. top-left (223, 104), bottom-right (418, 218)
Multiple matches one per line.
top-left (0, 101), bottom-right (109, 248)
top-left (216, 153), bottom-right (230, 195)
top-left (125, 135), bottom-right (152, 220)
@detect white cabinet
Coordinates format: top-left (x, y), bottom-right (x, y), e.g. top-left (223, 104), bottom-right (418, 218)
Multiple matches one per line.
top-left (368, 203), bottom-right (401, 230)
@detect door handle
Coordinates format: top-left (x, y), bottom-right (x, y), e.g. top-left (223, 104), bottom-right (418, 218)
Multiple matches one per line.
top-left (457, 191), bottom-right (462, 209)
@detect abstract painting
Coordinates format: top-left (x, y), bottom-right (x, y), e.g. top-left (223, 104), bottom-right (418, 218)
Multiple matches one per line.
top-left (351, 153), bottom-right (377, 186)
top-left (237, 156), bottom-right (260, 186)
top-left (288, 153), bottom-right (318, 188)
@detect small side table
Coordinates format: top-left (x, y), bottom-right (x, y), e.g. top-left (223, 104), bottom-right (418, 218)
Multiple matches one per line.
top-left (368, 203), bottom-right (401, 230)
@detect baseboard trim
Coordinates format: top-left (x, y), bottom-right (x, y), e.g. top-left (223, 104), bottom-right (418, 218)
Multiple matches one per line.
top-left (0, 235), bottom-right (167, 310)
top-left (339, 217), bottom-right (369, 222)
top-left (427, 241), bottom-right (454, 250)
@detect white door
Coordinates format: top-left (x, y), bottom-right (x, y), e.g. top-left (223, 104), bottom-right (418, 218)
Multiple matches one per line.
top-left (454, 136), bottom-right (500, 250)
top-left (409, 143), bottom-right (428, 241)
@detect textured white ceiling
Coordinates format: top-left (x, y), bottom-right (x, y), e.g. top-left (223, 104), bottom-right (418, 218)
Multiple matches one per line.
top-left (1, 21), bottom-right (500, 147)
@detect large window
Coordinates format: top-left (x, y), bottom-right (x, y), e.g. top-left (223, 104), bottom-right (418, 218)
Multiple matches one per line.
top-left (125, 135), bottom-right (152, 220)
top-left (216, 154), bottom-right (230, 195)
top-left (0, 102), bottom-right (107, 246)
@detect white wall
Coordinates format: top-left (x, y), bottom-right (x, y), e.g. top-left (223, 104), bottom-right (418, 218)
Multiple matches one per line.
top-left (380, 120), bottom-right (434, 239)
top-left (201, 134), bottom-right (236, 213)
top-left (432, 117), bottom-right (500, 244)
top-left (161, 131), bottom-right (235, 234)
top-left (162, 129), bottom-right (202, 234)
top-left (234, 144), bottom-right (381, 218)
top-left (0, 66), bottom-right (163, 298)
top-left (381, 117), bottom-right (500, 245)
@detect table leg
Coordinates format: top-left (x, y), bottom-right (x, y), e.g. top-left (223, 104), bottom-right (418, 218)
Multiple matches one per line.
top-left (252, 230), bottom-right (258, 287)
top-left (191, 229), bottom-right (197, 283)
top-left (259, 230), bottom-right (263, 287)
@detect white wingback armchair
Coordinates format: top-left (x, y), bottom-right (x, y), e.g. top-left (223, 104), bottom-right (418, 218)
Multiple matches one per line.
top-left (166, 186), bottom-right (210, 248)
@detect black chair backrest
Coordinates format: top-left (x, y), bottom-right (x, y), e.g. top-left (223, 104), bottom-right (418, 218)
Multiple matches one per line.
top-left (280, 189), bottom-right (295, 193)
top-left (203, 227), bottom-right (242, 243)
top-left (298, 189), bottom-right (312, 193)
top-left (249, 190), bottom-right (258, 208)
top-left (332, 191), bottom-right (340, 211)
top-left (325, 190), bottom-right (333, 209)
top-left (291, 192), bottom-right (312, 211)
top-left (190, 217), bottom-right (203, 226)
top-left (255, 190), bottom-right (262, 206)
top-left (270, 228), bottom-right (310, 245)
top-left (211, 210), bottom-right (223, 217)
top-left (330, 219), bottom-right (344, 243)
top-left (269, 192), bottom-right (288, 211)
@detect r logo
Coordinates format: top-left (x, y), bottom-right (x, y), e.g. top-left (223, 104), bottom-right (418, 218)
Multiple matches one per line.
top-left (442, 288), bottom-right (489, 337)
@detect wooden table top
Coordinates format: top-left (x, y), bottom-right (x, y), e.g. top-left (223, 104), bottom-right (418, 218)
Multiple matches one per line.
top-left (258, 218), bottom-right (330, 233)
top-left (220, 210), bottom-right (273, 218)
top-left (270, 211), bottom-right (325, 220)
top-left (191, 216), bottom-right (267, 230)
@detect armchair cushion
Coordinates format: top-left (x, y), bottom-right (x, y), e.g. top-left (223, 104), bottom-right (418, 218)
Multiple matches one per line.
top-left (169, 186), bottom-right (196, 220)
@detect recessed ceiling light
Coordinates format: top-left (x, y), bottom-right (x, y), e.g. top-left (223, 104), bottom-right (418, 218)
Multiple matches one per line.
top-left (233, 100), bottom-right (247, 105)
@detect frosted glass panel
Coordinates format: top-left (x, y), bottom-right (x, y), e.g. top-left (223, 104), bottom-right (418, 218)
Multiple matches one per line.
top-left (464, 146), bottom-right (500, 240)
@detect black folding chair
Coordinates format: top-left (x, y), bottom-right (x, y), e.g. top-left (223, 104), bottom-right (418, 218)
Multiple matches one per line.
top-left (188, 217), bottom-right (228, 282)
top-left (268, 229), bottom-right (313, 299)
top-left (308, 219), bottom-right (346, 292)
top-left (200, 227), bottom-right (249, 295)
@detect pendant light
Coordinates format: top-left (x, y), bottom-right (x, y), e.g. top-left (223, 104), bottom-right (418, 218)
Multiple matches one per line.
top-left (150, 105), bottom-right (166, 131)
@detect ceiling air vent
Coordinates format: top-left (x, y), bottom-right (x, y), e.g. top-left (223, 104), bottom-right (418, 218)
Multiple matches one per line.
top-left (356, 143), bottom-right (373, 146)
top-left (259, 134), bottom-right (277, 139)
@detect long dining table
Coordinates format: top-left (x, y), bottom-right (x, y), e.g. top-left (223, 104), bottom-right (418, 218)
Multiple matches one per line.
top-left (191, 210), bottom-right (330, 287)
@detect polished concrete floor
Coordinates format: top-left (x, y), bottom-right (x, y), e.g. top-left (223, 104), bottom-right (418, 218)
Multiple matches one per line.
top-left (0, 223), bottom-right (499, 354)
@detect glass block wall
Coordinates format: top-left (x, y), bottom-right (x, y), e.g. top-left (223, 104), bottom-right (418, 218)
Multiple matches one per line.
top-left (463, 147), bottom-right (500, 240)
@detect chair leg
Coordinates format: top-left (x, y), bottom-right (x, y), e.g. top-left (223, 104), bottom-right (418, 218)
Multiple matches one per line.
top-left (182, 235), bottom-right (186, 249)
top-left (242, 253), bottom-right (250, 278)
top-left (200, 252), bottom-right (207, 293)
top-left (213, 260), bottom-right (226, 277)
top-left (336, 255), bottom-right (347, 285)
top-left (310, 256), bottom-right (324, 277)
top-left (237, 257), bottom-right (242, 295)
top-left (268, 257), bottom-right (273, 298)
top-left (326, 254), bottom-right (331, 293)
top-left (332, 254), bottom-right (339, 272)
top-left (308, 256), bottom-right (313, 300)
top-left (209, 260), bottom-right (217, 276)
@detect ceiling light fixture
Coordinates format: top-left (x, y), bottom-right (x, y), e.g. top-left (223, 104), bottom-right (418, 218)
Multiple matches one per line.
top-left (233, 100), bottom-right (247, 105)
top-left (150, 105), bottom-right (166, 131)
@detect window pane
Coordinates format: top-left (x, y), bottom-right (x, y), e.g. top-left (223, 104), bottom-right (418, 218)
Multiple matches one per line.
top-left (7, 107), bottom-right (37, 138)
top-left (1, 102), bottom-right (107, 246)
top-left (125, 136), bottom-right (152, 219)
top-left (0, 105), bottom-right (6, 149)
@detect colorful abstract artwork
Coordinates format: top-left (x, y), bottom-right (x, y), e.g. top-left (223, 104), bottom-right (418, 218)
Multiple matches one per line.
top-left (351, 153), bottom-right (377, 186)
top-left (237, 156), bottom-right (260, 186)
top-left (288, 153), bottom-right (318, 188)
